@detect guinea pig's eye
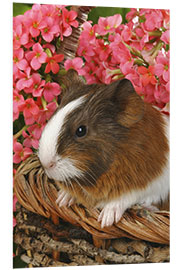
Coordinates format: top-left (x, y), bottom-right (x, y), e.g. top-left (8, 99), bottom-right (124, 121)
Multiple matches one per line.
top-left (75, 125), bottom-right (87, 137)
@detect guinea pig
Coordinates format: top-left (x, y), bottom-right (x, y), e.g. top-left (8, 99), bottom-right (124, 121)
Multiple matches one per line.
top-left (38, 70), bottom-right (169, 228)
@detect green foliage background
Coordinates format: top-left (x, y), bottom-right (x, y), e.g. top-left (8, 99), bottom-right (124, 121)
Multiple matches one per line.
top-left (13, 3), bottom-right (130, 23)
top-left (13, 3), bottom-right (32, 16)
top-left (13, 3), bottom-right (130, 268)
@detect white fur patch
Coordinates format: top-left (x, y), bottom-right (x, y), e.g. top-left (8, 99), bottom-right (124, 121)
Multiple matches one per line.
top-left (38, 96), bottom-right (85, 182)
top-left (44, 157), bottom-right (84, 182)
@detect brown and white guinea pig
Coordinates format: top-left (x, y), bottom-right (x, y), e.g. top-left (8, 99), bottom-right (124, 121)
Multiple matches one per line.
top-left (38, 70), bottom-right (169, 228)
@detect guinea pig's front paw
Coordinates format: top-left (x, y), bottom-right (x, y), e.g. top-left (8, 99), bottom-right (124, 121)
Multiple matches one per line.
top-left (97, 201), bottom-right (124, 228)
top-left (140, 202), bottom-right (159, 212)
top-left (56, 190), bottom-right (75, 207)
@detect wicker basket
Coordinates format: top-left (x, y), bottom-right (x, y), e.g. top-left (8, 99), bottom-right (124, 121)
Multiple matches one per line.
top-left (14, 155), bottom-right (170, 266)
top-left (14, 154), bottom-right (169, 244)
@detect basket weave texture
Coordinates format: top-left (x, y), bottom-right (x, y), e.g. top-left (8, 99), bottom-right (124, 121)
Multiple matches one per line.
top-left (14, 154), bottom-right (169, 245)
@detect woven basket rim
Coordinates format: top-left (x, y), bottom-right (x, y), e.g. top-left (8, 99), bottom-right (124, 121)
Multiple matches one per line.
top-left (14, 154), bottom-right (169, 245)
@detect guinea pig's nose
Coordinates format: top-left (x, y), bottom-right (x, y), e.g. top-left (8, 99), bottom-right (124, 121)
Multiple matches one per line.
top-left (46, 161), bottom-right (56, 169)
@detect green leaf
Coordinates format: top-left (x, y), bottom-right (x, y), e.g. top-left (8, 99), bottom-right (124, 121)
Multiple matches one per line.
top-left (13, 3), bottom-right (32, 17)
top-left (13, 114), bottom-right (25, 136)
top-left (88, 6), bottom-right (131, 25)
top-left (13, 255), bottom-right (27, 269)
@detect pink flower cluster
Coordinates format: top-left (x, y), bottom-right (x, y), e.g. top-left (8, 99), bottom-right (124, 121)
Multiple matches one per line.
top-left (68, 9), bottom-right (170, 108)
top-left (13, 4), bottom-right (79, 165)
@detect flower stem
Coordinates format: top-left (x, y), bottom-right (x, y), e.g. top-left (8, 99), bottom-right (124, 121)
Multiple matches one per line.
top-left (122, 40), bottom-right (149, 67)
top-left (148, 30), bottom-right (162, 37)
top-left (45, 74), bottom-right (52, 83)
top-left (45, 48), bottom-right (52, 57)
top-left (134, 58), bottom-right (148, 66)
top-left (151, 40), bottom-right (163, 59)
top-left (41, 96), bottom-right (47, 110)
top-left (112, 74), bottom-right (125, 80)
top-left (14, 125), bottom-right (28, 140)
top-left (52, 98), bottom-right (58, 107)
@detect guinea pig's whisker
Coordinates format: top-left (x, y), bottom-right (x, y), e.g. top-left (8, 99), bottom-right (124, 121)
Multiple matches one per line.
top-left (80, 164), bottom-right (98, 186)
top-left (67, 177), bottom-right (76, 193)
top-left (84, 169), bottom-right (97, 186)
top-left (73, 177), bottom-right (88, 194)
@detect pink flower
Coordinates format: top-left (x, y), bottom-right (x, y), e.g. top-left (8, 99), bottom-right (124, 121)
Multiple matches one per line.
top-left (41, 4), bottom-right (56, 18)
top-left (59, 21), bottom-right (73, 40)
top-left (13, 141), bottom-right (33, 164)
top-left (13, 48), bottom-right (28, 73)
top-left (18, 98), bottom-right (40, 125)
top-left (36, 101), bottom-right (57, 123)
top-left (154, 84), bottom-right (169, 104)
top-left (13, 90), bottom-right (24, 121)
top-left (77, 39), bottom-right (95, 58)
top-left (120, 60), bottom-right (134, 75)
top-left (40, 17), bottom-right (60, 42)
top-left (13, 22), bottom-right (29, 50)
top-left (102, 67), bottom-right (122, 84)
top-left (45, 54), bottom-right (64, 74)
top-left (97, 14), bottom-right (122, 35)
top-left (110, 40), bottom-right (132, 65)
top-left (62, 9), bottom-right (78, 28)
top-left (43, 82), bottom-right (61, 102)
top-left (140, 32), bottom-right (149, 50)
top-left (23, 9), bottom-right (46, 38)
top-left (24, 73), bottom-right (45, 97)
top-left (26, 43), bottom-right (47, 70)
top-left (31, 123), bottom-right (44, 139)
top-left (22, 125), bottom-right (42, 149)
top-left (165, 81), bottom-right (170, 92)
top-left (43, 43), bottom-right (56, 54)
top-left (125, 70), bottom-right (142, 94)
top-left (80, 21), bottom-right (97, 42)
top-left (161, 10), bottom-right (170, 29)
top-left (126, 8), bottom-right (138, 21)
top-left (138, 66), bottom-right (157, 86)
top-left (121, 25), bottom-right (133, 42)
top-left (64, 57), bottom-right (83, 74)
top-left (45, 102), bottom-right (58, 120)
top-left (16, 67), bottom-right (33, 91)
top-left (80, 62), bottom-right (99, 84)
top-left (155, 52), bottom-right (169, 82)
top-left (161, 30), bottom-right (170, 44)
top-left (95, 39), bottom-right (111, 61)
top-left (143, 10), bottom-right (163, 31)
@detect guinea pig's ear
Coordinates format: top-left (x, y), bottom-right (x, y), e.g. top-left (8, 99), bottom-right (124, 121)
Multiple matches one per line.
top-left (112, 79), bottom-right (144, 128)
top-left (58, 69), bottom-right (84, 94)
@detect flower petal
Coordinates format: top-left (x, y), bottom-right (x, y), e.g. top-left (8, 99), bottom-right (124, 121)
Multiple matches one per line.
top-left (154, 64), bottom-right (164, 77)
top-left (33, 42), bottom-right (43, 53)
top-left (20, 33), bottom-right (29, 45)
top-left (38, 52), bottom-right (47, 63)
top-left (13, 153), bottom-right (21, 164)
top-left (17, 59), bottom-right (28, 70)
top-left (54, 54), bottom-right (64, 62)
top-left (45, 63), bottom-right (51, 73)
top-left (14, 141), bottom-right (23, 152)
top-left (44, 90), bottom-right (54, 102)
top-left (31, 57), bottom-right (41, 70)
top-left (51, 62), bottom-right (59, 74)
